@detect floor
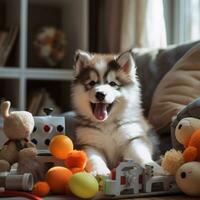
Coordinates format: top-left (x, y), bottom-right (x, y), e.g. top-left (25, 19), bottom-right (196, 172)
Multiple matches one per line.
top-left (0, 194), bottom-right (198, 200)
top-left (128, 195), bottom-right (199, 200)
top-left (43, 194), bottom-right (199, 200)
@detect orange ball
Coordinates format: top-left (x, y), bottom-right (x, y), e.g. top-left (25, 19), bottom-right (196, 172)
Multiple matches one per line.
top-left (65, 150), bottom-right (87, 170)
top-left (45, 166), bottom-right (72, 194)
top-left (49, 135), bottom-right (73, 160)
top-left (32, 181), bottom-right (50, 197)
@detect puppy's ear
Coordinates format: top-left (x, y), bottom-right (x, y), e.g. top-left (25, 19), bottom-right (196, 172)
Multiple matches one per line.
top-left (116, 51), bottom-right (136, 75)
top-left (74, 50), bottom-right (92, 75)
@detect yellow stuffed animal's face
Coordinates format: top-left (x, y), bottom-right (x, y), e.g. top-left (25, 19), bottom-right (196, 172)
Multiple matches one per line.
top-left (176, 162), bottom-right (200, 196)
top-left (175, 117), bottom-right (200, 146)
top-left (3, 111), bottom-right (34, 140)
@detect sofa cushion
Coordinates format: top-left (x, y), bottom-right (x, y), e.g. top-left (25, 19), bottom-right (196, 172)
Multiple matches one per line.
top-left (148, 42), bottom-right (200, 134)
top-left (133, 41), bottom-right (200, 117)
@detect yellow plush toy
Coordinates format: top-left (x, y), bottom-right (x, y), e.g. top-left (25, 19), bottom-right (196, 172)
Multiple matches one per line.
top-left (162, 118), bottom-right (200, 196)
top-left (162, 118), bottom-right (200, 175)
top-left (0, 101), bottom-right (37, 172)
top-left (176, 162), bottom-right (200, 196)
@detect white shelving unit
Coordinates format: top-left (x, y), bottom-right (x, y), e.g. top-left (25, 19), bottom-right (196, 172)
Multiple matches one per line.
top-left (0, 0), bottom-right (88, 111)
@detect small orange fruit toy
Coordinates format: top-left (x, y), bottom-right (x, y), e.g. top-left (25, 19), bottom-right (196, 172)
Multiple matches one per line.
top-left (183, 128), bottom-right (200, 162)
top-left (49, 135), bottom-right (73, 160)
top-left (45, 166), bottom-right (72, 194)
top-left (32, 181), bottom-right (50, 197)
top-left (65, 150), bottom-right (88, 173)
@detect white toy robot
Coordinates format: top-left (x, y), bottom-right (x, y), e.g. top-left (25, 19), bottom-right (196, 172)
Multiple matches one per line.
top-left (30, 108), bottom-right (65, 155)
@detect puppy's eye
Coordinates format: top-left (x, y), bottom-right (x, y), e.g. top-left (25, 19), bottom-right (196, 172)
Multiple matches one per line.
top-left (109, 81), bottom-right (117, 87)
top-left (89, 81), bottom-right (96, 87)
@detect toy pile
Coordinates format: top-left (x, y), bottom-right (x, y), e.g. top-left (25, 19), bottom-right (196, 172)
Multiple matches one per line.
top-left (32, 135), bottom-right (99, 199)
top-left (1, 99), bottom-right (200, 199)
top-left (162, 97), bottom-right (200, 196)
top-left (0, 101), bottom-right (39, 198)
top-left (0, 101), bottom-right (99, 199)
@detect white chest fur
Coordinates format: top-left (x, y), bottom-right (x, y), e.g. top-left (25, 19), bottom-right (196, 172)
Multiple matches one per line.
top-left (76, 120), bottom-right (145, 168)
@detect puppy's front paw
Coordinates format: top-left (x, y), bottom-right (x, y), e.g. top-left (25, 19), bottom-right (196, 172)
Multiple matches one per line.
top-left (147, 161), bottom-right (165, 175)
top-left (86, 161), bottom-right (110, 176)
top-left (92, 165), bottom-right (111, 176)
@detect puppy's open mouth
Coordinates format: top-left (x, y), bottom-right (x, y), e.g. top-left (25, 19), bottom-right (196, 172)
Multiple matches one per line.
top-left (91, 103), bottom-right (113, 121)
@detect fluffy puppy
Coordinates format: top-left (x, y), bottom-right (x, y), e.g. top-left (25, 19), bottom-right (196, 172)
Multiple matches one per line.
top-left (71, 50), bottom-right (162, 175)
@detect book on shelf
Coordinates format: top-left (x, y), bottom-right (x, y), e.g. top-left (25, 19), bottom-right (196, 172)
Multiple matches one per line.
top-left (28, 89), bottom-right (61, 116)
top-left (0, 26), bottom-right (19, 66)
top-left (0, 31), bottom-right (7, 49)
top-left (28, 89), bottom-right (45, 115)
top-left (0, 31), bottom-right (7, 67)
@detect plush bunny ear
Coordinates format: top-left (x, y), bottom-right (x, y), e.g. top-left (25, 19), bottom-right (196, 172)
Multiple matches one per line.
top-left (74, 50), bottom-right (92, 75)
top-left (1, 101), bottom-right (10, 118)
top-left (116, 51), bottom-right (136, 75)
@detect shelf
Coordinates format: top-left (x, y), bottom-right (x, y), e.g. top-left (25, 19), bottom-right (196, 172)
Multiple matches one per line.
top-left (27, 79), bottom-right (72, 112)
top-left (0, 0), bottom-right (88, 111)
top-left (27, 0), bottom-right (88, 69)
top-left (26, 68), bottom-right (74, 80)
top-left (0, 67), bottom-right (74, 81)
top-left (0, 67), bottom-right (21, 78)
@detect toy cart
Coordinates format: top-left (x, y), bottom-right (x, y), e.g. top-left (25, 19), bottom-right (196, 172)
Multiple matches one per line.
top-left (102, 160), bottom-right (180, 198)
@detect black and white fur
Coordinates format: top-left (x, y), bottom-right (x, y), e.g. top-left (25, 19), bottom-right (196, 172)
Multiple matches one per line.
top-left (71, 50), bottom-right (162, 175)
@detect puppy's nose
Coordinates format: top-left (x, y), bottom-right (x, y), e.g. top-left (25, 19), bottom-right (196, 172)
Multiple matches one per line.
top-left (95, 92), bottom-right (105, 101)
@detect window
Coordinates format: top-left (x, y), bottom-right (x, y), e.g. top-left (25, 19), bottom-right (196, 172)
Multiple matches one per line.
top-left (165, 0), bottom-right (200, 44)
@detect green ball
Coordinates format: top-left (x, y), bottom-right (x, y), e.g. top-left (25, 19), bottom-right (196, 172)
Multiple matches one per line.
top-left (69, 172), bottom-right (99, 199)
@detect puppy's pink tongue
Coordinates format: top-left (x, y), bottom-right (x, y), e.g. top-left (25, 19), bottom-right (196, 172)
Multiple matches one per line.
top-left (94, 103), bottom-right (107, 120)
